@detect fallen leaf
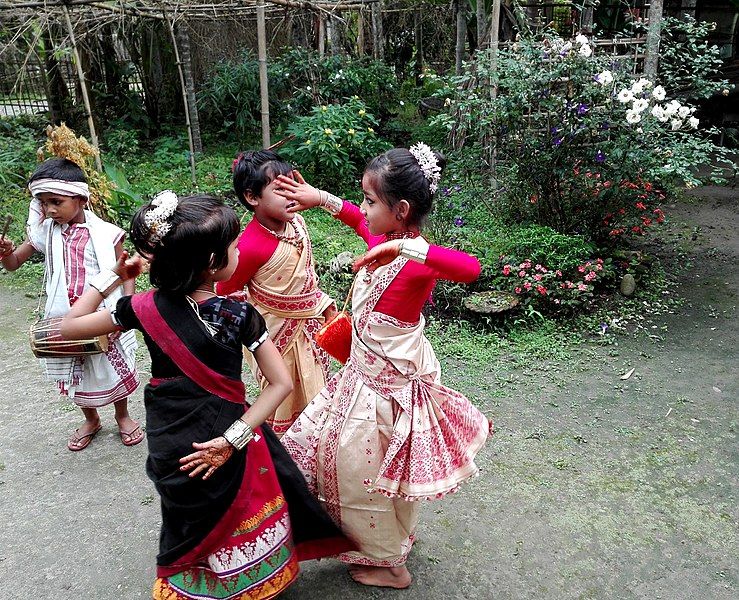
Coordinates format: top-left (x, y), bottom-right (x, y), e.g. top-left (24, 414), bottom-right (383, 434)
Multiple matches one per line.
top-left (620, 367), bottom-right (636, 380)
top-left (712, 386), bottom-right (722, 394)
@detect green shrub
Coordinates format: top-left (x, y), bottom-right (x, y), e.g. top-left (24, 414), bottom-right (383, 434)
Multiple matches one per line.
top-left (432, 26), bottom-right (735, 242)
top-left (281, 99), bottom-right (391, 189)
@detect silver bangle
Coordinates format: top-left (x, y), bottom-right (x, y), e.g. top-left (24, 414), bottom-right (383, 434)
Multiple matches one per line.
top-left (223, 419), bottom-right (254, 450)
top-left (89, 269), bottom-right (121, 298)
top-left (399, 237), bottom-right (430, 264)
top-left (319, 190), bottom-right (343, 216)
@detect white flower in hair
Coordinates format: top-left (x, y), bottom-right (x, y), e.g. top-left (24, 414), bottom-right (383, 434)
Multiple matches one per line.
top-left (409, 142), bottom-right (441, 193)
top-left (144, 190), bottom-right (179, 244)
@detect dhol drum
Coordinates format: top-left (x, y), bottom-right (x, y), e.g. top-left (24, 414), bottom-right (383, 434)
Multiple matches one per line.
top-left (29, 317), bottom-right (108, 358)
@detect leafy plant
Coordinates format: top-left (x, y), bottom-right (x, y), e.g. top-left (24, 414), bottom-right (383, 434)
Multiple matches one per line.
top-left (281, 99), bottom-right (391, 189)
top-left (432, 27), bottom-right (735, 242)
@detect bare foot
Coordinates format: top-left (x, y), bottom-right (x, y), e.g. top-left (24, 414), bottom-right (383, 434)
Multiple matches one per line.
top-left (348, 565), bottom-right (412, 589)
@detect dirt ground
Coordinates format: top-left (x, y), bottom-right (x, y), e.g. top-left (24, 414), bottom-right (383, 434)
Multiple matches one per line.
top-left (0, 187), bottom-right (736, 600)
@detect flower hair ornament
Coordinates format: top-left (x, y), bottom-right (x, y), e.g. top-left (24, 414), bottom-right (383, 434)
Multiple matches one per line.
top-left (409, 142), bottom-right (441, 193)
top-left (144, 190), bottom-right (179, 244)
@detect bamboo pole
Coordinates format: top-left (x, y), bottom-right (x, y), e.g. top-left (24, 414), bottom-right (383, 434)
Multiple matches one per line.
top-left (257, 0), bottom-right (271, 148)
top-left (455, 0), bottom-right (466, 75)
top-left (62, 5), bottom-right (102, 171)
top-left (165, 14), bottom-right (198, 186)
top-left (476, 0), bottom-right (486, 49)
top-left (489, 0), bottom-right (501, 183)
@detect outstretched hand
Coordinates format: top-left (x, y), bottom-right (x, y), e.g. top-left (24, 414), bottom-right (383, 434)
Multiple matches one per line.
top-left (113, 251), bottom-right (147, 282)
top-left (353, 240), bottom-right (403, 273)
top-left (179, 436), bottom-right (234, 480)
top-left (274, 170), bottom-right (322, 212)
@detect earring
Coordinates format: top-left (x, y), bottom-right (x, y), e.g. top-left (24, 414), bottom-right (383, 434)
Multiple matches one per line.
top-left (395, 214), bottom-right (403, 221)
top-left (209, 268), bottom-right (217, 274)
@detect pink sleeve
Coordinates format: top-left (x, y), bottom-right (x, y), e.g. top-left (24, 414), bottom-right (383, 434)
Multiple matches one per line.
top-left (335, 200), bottom-right (386, 248)
top-left (335, 201), bottom-right (370, 246)
top-left (216, 225), bottom-right (276, 296)
top-left (425, 245), bottom-right (481, 283)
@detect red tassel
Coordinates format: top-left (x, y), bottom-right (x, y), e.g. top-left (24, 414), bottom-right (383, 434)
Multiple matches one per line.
top-left (315, 312), bottom-right (352, 364)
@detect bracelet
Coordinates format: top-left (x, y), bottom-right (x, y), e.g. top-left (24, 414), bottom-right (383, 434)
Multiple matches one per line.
top-left (318, 190), bottom-right (343, 216)
top-left (89, 269), bottom-right (122, 298)
top-left (223, 419), bottom-right (254, 450)
top-left (399, 237), bottom-right (430, 264)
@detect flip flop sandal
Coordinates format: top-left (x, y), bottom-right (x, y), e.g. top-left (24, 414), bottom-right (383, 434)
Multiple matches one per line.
top-left (67, 425), bottom-right (102, 452)
top-left (119, 423), bottom-right (144, 447)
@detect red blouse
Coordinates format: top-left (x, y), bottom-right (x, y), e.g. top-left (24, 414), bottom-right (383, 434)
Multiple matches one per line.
top-left (336, 201), bottom-right (480, 322)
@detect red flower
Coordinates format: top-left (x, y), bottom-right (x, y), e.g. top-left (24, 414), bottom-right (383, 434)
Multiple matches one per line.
top-left (502, 265), bottom-right (512, 276)
top-left (635, 201), bottom-right (647, 210)
top-left (536, 285), bottom-right (547, 295)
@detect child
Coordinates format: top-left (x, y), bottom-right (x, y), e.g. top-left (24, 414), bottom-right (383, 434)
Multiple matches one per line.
top-left (60, 192), bottom-right (354, 599)
top-left (216, 150), bottom-right (336, 436)
top-left (274, 144), bottom-right (491, 588)
top-left (0, 157), bottom-right (141, 451)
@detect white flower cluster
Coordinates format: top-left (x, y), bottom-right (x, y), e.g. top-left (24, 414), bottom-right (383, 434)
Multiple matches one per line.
top-left (409, 142), bottom-right (441, 194)
top-left (144, 190), bottom-right (179, 244)
top-left (551, 33), bottom-right (592, 58)
top-left (614, 78), bottom-right (699, 129)
top-left (595, 70), bottom-right (614, 85)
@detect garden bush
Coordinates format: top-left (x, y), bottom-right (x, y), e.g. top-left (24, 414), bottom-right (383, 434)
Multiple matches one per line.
top-left (280, 98), bottom-right (391, 190)
top-left (432, 24), bottom-right (735, 244)
top-left (197, 48), bottom-right (399, 139)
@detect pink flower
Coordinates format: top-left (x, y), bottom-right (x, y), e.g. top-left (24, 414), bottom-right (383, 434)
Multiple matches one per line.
top-left (565, 281), bottom-right (574, 289)
top-left (534, 274), bottom-right (543, 281)
top-left (502, 265), bottom-right (512, 276)
top-left (577, 283), bottom-right (588, 291)
top-left (555, 270), bottom-right (563, 277)
top-left (596, 264), bottom-right (603, 271)
top-left (536, 285), bottom-right (547, 295)
top-left (578, 265), bottom-right (586, 273)
top-left (596, 258), bottom-right (604, 264)
top-left (519, 270), bottom-right (526, 277)
top-left (535, 264), bottom-right (543, 271)
top-left (554, 299), bottom-right (561, 304)
top-left (514, 287), bottom-right (522, 294)
top-left (585, 271), bottom-right (596, 282)
top-left (523, 282), bottom-right (532, 290)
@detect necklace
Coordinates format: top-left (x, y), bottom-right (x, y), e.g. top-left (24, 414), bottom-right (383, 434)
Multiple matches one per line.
top-left (259, 220), bottom-right (304, 250)
top-left (193, 285), bottom-right (216, 295)
top-left (186, 295), bottom-right (218, 336)
top-left (385, 230), bottom-right (419, 241)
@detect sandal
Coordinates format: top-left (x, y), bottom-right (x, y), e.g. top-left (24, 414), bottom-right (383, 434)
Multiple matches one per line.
top-left (119, 422), bottom-right (144, 447)
top-left (67, 424), bottom-right (102, 452)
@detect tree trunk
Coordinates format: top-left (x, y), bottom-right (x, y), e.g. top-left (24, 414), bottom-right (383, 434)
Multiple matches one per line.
top-left (476, 0), bottom-right (486, 50)
top-left (357, 9), bottom-right (365, 56)
top-left (41, 26), bottom-right (71, 124)
top-left (644, 0), bottom-right (664, 78)
top-left (318, 15), bottom-right (325, 56)
top-left (414, 7), bottom-right (423, 80)
top-left (371, 0), bottom-right (384, 60)
top-left (455, 0), bottom-right (467, 75)
top-left (175, 23), bottom-right (202, 153)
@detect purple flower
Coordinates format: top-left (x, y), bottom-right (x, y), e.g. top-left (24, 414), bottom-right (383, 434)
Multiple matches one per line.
top-left (553, 137), bottom-right (563, 146)
top-left (454, 217), bottom-right (464, 227)
top-left (576, 103), bottom-right (589, 115)
top-left (595, 150), bottom-right (605, 163)
top-left (442, 187), bottom-right (451, 197)
top-left (600, 121), bottom-right (610, 130)
top-left (551, 126), bottom-right (560, 134)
